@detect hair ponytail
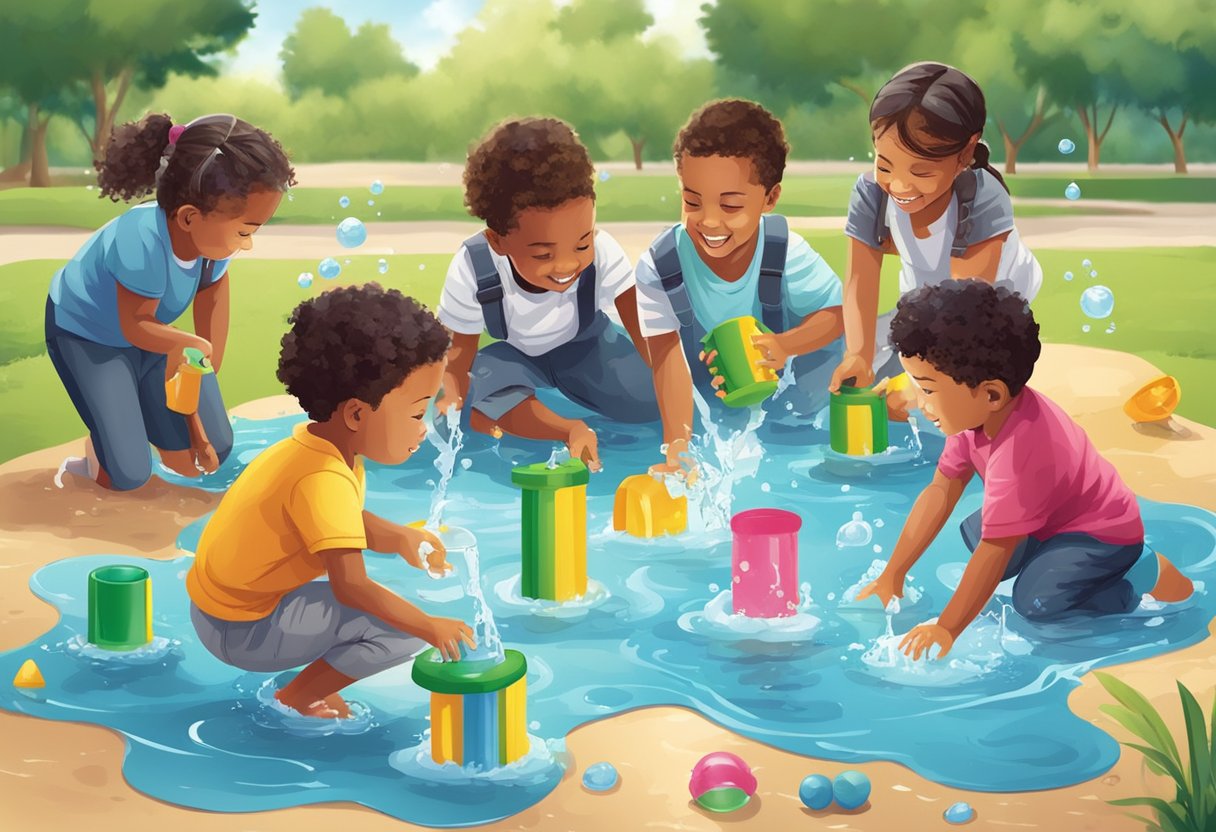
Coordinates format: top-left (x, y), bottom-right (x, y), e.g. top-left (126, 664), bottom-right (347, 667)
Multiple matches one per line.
top-left (970, 140), bottom-right (1008, 193)
top-left (95, 113), bottom-right (173, 203)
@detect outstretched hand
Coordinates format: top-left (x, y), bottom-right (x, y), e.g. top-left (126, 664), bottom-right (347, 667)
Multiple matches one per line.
top-left (898, 623), bottom-right (954, 661)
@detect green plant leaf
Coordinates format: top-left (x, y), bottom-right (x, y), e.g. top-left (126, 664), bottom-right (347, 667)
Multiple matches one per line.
top-left (1124, 742), bottom-right (1190, 796)
top-left (1119, 812), bottom-right (1165, 832)
top-left (1097, 673), bottom-right (1183, 768)
top-left (1209, 690), bottom-right (1216, 792)
top-left (1179, 682), bottom-right (1212, 825)
top-left (1109, 797), bottom-right (1191, 832)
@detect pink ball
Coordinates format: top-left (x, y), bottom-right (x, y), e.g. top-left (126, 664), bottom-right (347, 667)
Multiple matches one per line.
top-left (689, 751), bottom-right (757, 802)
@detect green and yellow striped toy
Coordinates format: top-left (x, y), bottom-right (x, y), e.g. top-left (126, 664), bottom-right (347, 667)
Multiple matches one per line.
top-left (829, 385), bottom-right (889, 456)
top-left (411, 648), bottom-right (528, 768)
top-left (511, 458), bottom-right (589, 601)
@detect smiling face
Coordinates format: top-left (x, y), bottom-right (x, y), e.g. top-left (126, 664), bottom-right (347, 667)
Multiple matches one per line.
top-left (872, 114), bottom-right (977, 216)
top-left (678, 154), bottom-right (780, 262)
top-left (346, 360), bottom-right (446, 466)
top-left (485, 197), bottom-right (595, 293)
top-left (899, 353), bottom-right (1010, 436)
top-left (173, 187), bottom-right (283, 260)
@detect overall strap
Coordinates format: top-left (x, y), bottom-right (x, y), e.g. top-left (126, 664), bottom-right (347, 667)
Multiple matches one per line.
top-left (950, 168), bottom-right (978, 258)
top-left (649, 226), bottom-right (695, 329)
top-left (574, 263), bottom-right (599, 335)
top-left (873, 177), bottom-right (891, 252)
top-left (199, 258), bottom-right (216, 285)
top-left (757, 214), bottom-right (789, 333)
top-left (463, 234), bottom-right (508, 341)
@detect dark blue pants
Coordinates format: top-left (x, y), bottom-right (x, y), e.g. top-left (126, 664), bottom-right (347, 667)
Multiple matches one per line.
top-left (960, 510), bottom-right (1144, 621)
top-left (45, 298), bottom-right (233, 491)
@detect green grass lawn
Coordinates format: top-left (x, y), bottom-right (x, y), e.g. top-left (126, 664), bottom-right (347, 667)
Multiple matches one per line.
top-left (0, 173), bottom-right (1180, 229)
top-left (2, 237), bottom-right (1211, 463)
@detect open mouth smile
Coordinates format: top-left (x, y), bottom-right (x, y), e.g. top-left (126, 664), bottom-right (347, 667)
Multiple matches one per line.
top-left (551, 273), bottom-right (577, 285)
top-left (699, 232), bottom-right (731, 249)
top-left (891, 194), bottom-right (922, 206)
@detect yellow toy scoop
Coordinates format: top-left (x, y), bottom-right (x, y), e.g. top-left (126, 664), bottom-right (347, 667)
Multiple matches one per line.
top-left (1124, 375), bottom-right (1181, 423)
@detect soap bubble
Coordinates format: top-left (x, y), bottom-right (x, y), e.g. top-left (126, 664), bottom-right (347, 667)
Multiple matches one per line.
top-left (338, 195), bottom-right (350, 208)
top-left (761, 482), bottom-right (771, 493)
top-left (368, 199), bottom-right (375, 206)
top-left (318, 258), bottom-right (341, 279)
top-left (419, 263), bottom-right (426, 270)
top-left (836, 512), bottom-right (873, 548)
top-left (873, 544), bottom-right (883, 554)
top-left (336, 217), bottom-right (368, 248)
top-left (296, 272), bottom-right (313, 289)
top-left (848, 155), bottom-right (854, 161)
top-left (1063, 271), bottom-right (1074, 281)
top-left (598, 171), bottom-right (611, 182)
top-left (369, 180), bottom-right (384, 195)
top-left (1082, 258), bottom-right (1092, 269)
top-left (377, 258), bottom-right (389, 274)
top-left (1090, 270), bottom-right (1098, 278)
top-left (1057, 138), bottom-right (1076, 155)
top-left (1080, 285), bottom-right (1114, 319)
top-left (1064, 182), bottom-right (1081, 200)
top-left (1082, 324), bottom-right (1091, 333)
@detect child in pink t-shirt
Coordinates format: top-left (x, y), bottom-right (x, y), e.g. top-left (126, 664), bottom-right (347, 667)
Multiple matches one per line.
top-left (858, 280), bottom-right (1192, 661)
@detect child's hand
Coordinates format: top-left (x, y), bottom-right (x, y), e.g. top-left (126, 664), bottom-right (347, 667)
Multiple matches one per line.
top-left (399, 526), bottom-right (451, 576)
top-left (829, 352), bottom-right (874, 393)
top-left (193, 442), bottom-right (220, 474)
top-left (750, 332), bottom-right (791, 371)
top-left (165, 337), bottom-right (213, 382)
top-left (425, 615), bottom-right (477, 661)
top-left (649, 438), bottom-right (698, 485)
top-left (899, 623), bottom-right (955, 661)
top-left (855, 572), bottom-right (904, 608)
top-left (698, 349), bottom-right (728, 400)
top-left (874, 377), bottom-right (915, 423)
top-left (567, 422), bottom-right (602, 472)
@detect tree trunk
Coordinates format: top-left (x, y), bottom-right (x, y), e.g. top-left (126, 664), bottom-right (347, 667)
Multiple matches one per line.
top-left (1000, 130), bottom-right (1020, 175)
top-left (1075, 103), bottom-right (1118, 173)
top-left (1157, 112), bottom-right (1188, 174)
top-left (996, 86), bottom-right (1055, 175)
top-left (0, 117), bottom-right (32, 182)
top-left (835, 78), bottom-right (872, 105)
top-left (630, 137), bottom-right (644, 171)
top-left (29, 105), bottom-right (52, 188)
top-left (91, 67), bottom-right (134, 161)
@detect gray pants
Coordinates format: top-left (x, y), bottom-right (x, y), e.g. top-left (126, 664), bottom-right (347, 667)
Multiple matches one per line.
top-left (45, 298), bottom-right (233, 491)
top-left (960, 510), bottom-right (1146, 621)
top-left (468, 313), bottom-right (659, 423)
top-left (872, 309), bottom-right (903, 382)
top-left (190, 581), bottom-right (424, 680)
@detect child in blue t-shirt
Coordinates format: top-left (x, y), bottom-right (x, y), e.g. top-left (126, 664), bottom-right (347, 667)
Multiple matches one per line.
top-left (48, 113), bottom-right (295, 491)
top-left (634, 99), bottom-right (844, 475)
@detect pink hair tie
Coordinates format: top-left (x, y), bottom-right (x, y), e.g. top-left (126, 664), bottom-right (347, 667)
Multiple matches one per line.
top-left (167, 124), bottom-right (186, 145)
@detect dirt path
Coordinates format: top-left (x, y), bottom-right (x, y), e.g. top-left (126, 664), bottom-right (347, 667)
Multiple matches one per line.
top-left (2, 201), bottom-right (1212, 268)
top-left (0, 343), bottom-right (1212, 831)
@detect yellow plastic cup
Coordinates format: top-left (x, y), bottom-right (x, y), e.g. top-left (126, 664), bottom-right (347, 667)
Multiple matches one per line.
top-left (165, 348), bottom-right (213, 415)
top-left (1124, 375), bottom-right (1180, 423)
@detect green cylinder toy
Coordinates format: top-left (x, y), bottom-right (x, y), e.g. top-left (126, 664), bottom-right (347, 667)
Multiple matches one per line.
top-left (700, 316), bottom-right (780, 408)
top-left (87, 565), bottom-right (153, 651)
top-left (830, 385), bottom-right (889, 456)
top-left (511, 458), bottom-right (588, 601)
top-left (412, 648), bottom-right (528, 768)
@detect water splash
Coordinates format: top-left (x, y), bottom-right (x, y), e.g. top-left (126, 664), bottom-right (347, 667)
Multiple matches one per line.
top-left (841, 559), bottom-right (923, 606)
top-left (676, 389), bottom-right (765, 530)
top-left (836, 512), bottom-right (873, 548)
top-left (425, 405), bottom-right (464, 527)
top-left (460, 543), bottom-right (504, 663)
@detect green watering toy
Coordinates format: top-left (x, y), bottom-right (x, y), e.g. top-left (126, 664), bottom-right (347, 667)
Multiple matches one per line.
top-left (511, 458), bottom-right (589, 601)
top-left (700, 316), bottom-right (780, 408)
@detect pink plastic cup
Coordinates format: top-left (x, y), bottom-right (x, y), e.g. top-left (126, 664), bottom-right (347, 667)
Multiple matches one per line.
top-left (730, 508), bottom-right (801, 618)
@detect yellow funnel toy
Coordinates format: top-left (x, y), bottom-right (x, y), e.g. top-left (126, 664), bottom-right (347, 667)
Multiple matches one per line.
top-left (613, 475), bottom-right (687, 538)
top-left (1124, 375), bottom-right (1181, 423)
top-left (13, 659), bottom-right (44, 688)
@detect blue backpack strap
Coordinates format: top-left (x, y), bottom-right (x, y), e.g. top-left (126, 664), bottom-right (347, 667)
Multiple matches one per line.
top-left (463, 234), bottom-right (508, 341)
top-left (574, 263), bottom-right (598, 335)
top-left (648, 226), bottom-right (695, 329)
top-left (950, 168), bottom-right (978, 258)
top-left (757, 214), bottom-right (788, 333)
top-left (199, 258), bottom-right (215, 285)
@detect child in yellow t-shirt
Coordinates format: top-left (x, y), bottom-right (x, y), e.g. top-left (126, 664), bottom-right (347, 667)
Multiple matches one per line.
top-left (187, 283), bottom-right (475, 719)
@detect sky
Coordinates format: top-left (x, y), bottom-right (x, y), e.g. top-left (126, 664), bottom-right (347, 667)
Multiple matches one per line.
top-left (225, 0), bottom-right (712, 80)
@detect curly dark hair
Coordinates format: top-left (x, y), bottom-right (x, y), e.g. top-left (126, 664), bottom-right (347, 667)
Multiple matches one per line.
top-left (889, 280), bottom-right (1041, 396)
top-left (96, 112), bottom-right (296, 217)
top-left (673, 99), bottom-right (789, 191)
top-left (463, 117), bottom-right (595, 235)
top-left (277, 283), bottom-right (451, 421)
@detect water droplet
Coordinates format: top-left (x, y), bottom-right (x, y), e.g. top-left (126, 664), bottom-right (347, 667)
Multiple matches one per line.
top-left (377, 258), bottom-right (389, 274)
top-left (1082, 324), bottom-right (1091, 333)
top-left (1089, 270), bottom-right (1098, 278)
top-left (598, 171), bottom-right (611, 182)
top-left (369, 180), bottom-right (384, 195)
top-left (785, 401), bottom-right (794, 411)
top-left (873, 544), bottom-right (883, 554)
top-left (376, 211), bottom-right (382, 216)
top-left (1063, 271), bottom-right (1074, 281)
top-left (1080, 285), bottom-right (1114, 319)
top-left (708, 582), bottom-right (719, 593)
top-left (338, 195), bottom-right (350, 208)
top-left (460, 458), bottom-right (472, 470)
top-left (296, 272), bottom-right (314, 288)
top-left (739, 561), bottom-right (750, 573)
top-left (1082, 258), bottom-right (1092, 269)
top-left (1064, 182), bottom-right (1081, 200)
top-left (529, 720), bottom-right (540, 731)
top-left (790, 480), bottom-right (798, 488)
top-left (827, 592), bottom-right (836, 601)
top-left (336, 217), bottom-right (367, 248)
top-left (848, 155), bottom-right (854, 161)
top-left (582, 762), bottom-right (618, 792)
top-left (874, 518), bottom-right (885, 528)
top-left (761, 482), bottom-right (771, 493)
top-left (1057, 138), bottom-right (1075, 155)
top-left (368, 199), bottom-right (375, 206)
top-left (837, 516), bottom-right (873, 548)
top-left (1105, 321), bottom-right (1116, 334)
top-left (318, 258), bottom-right (341, 279)
top-left (287, 192), bottom-right (295, 201)
top-left (418, 263), bottom-right (426, 271)
top-left (867, 150), bottom-right (874, 158)
top-left (841, 484), bottom-right (851, 493)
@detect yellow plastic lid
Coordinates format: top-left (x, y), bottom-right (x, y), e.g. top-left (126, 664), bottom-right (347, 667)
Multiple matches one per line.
top-left (1124, 375), bottom-right (1180, 422)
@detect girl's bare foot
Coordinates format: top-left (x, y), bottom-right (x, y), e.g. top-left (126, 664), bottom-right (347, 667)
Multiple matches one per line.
top-left (1149, 554), bottom-right (1194, 603)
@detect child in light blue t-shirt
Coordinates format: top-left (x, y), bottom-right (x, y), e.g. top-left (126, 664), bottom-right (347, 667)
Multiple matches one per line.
top-left (47, 112), bottom-right (294, 491)
top-left (635, 99), bottom-right (844, 475)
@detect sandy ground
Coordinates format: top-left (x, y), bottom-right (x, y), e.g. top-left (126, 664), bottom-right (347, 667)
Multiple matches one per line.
top-left (2, 200), bottom-right (1213, 267)
top-left (1, 344), bottom-right (1213, 831)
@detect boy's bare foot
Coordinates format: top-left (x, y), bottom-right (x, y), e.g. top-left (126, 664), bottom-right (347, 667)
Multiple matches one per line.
top-left (1149, 554), bottom-right (1194, 603)
top-left (274, 688), bottom-right (352, 719)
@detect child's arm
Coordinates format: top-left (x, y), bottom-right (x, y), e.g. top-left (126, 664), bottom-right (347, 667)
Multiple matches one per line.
top-left (646, 331), bottom-right (695, 476)
top-left (471, 400), bottom-right (602, 471)
top-left (117, 285), bottom-right (211, 374)
top-left (899, 535), bottom-right (1022, 661)
top-left (325, 548), bottom-right (475, 660)
top-left (857, 469), bottom-right (971, 607)
top-left (614, 287), bottom-right (651, 368)
top-left (950, 232), bottom-right (1012, 283)
top-left (186, 412), bottom-right (219, 473)
top-left (437, 331), bottom-right (480, 415)
top-left (193, 276), bottom-right (229, 371)
top-left (829, 238), bottom-right (884, 392)
top-left (363, 511), bottom-right (450, 575)
top-left (750, 306), bottom-right (843, 370)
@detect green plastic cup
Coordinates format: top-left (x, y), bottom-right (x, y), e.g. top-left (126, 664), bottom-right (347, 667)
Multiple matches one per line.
top-left (87, 565), bottom-right (152, 651)
top-left (829, 385), bottom-right (889, 456)
top-left (700, 316), bottom-right (779, 408)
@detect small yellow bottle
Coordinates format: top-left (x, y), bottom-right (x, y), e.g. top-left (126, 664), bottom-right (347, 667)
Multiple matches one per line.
top-left (165, 348), bottom-right (213, 415)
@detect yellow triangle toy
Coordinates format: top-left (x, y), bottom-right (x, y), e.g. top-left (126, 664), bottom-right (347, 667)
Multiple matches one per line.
top-left (13, 658), bottom-right (45, 689)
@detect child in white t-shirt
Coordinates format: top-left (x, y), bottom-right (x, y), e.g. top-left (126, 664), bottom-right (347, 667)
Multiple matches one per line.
top-left (437, 118), bottom-right (657, 470)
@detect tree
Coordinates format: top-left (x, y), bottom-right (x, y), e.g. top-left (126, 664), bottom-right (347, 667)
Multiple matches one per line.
top-left (280, 8), bottom-right (418, 100)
